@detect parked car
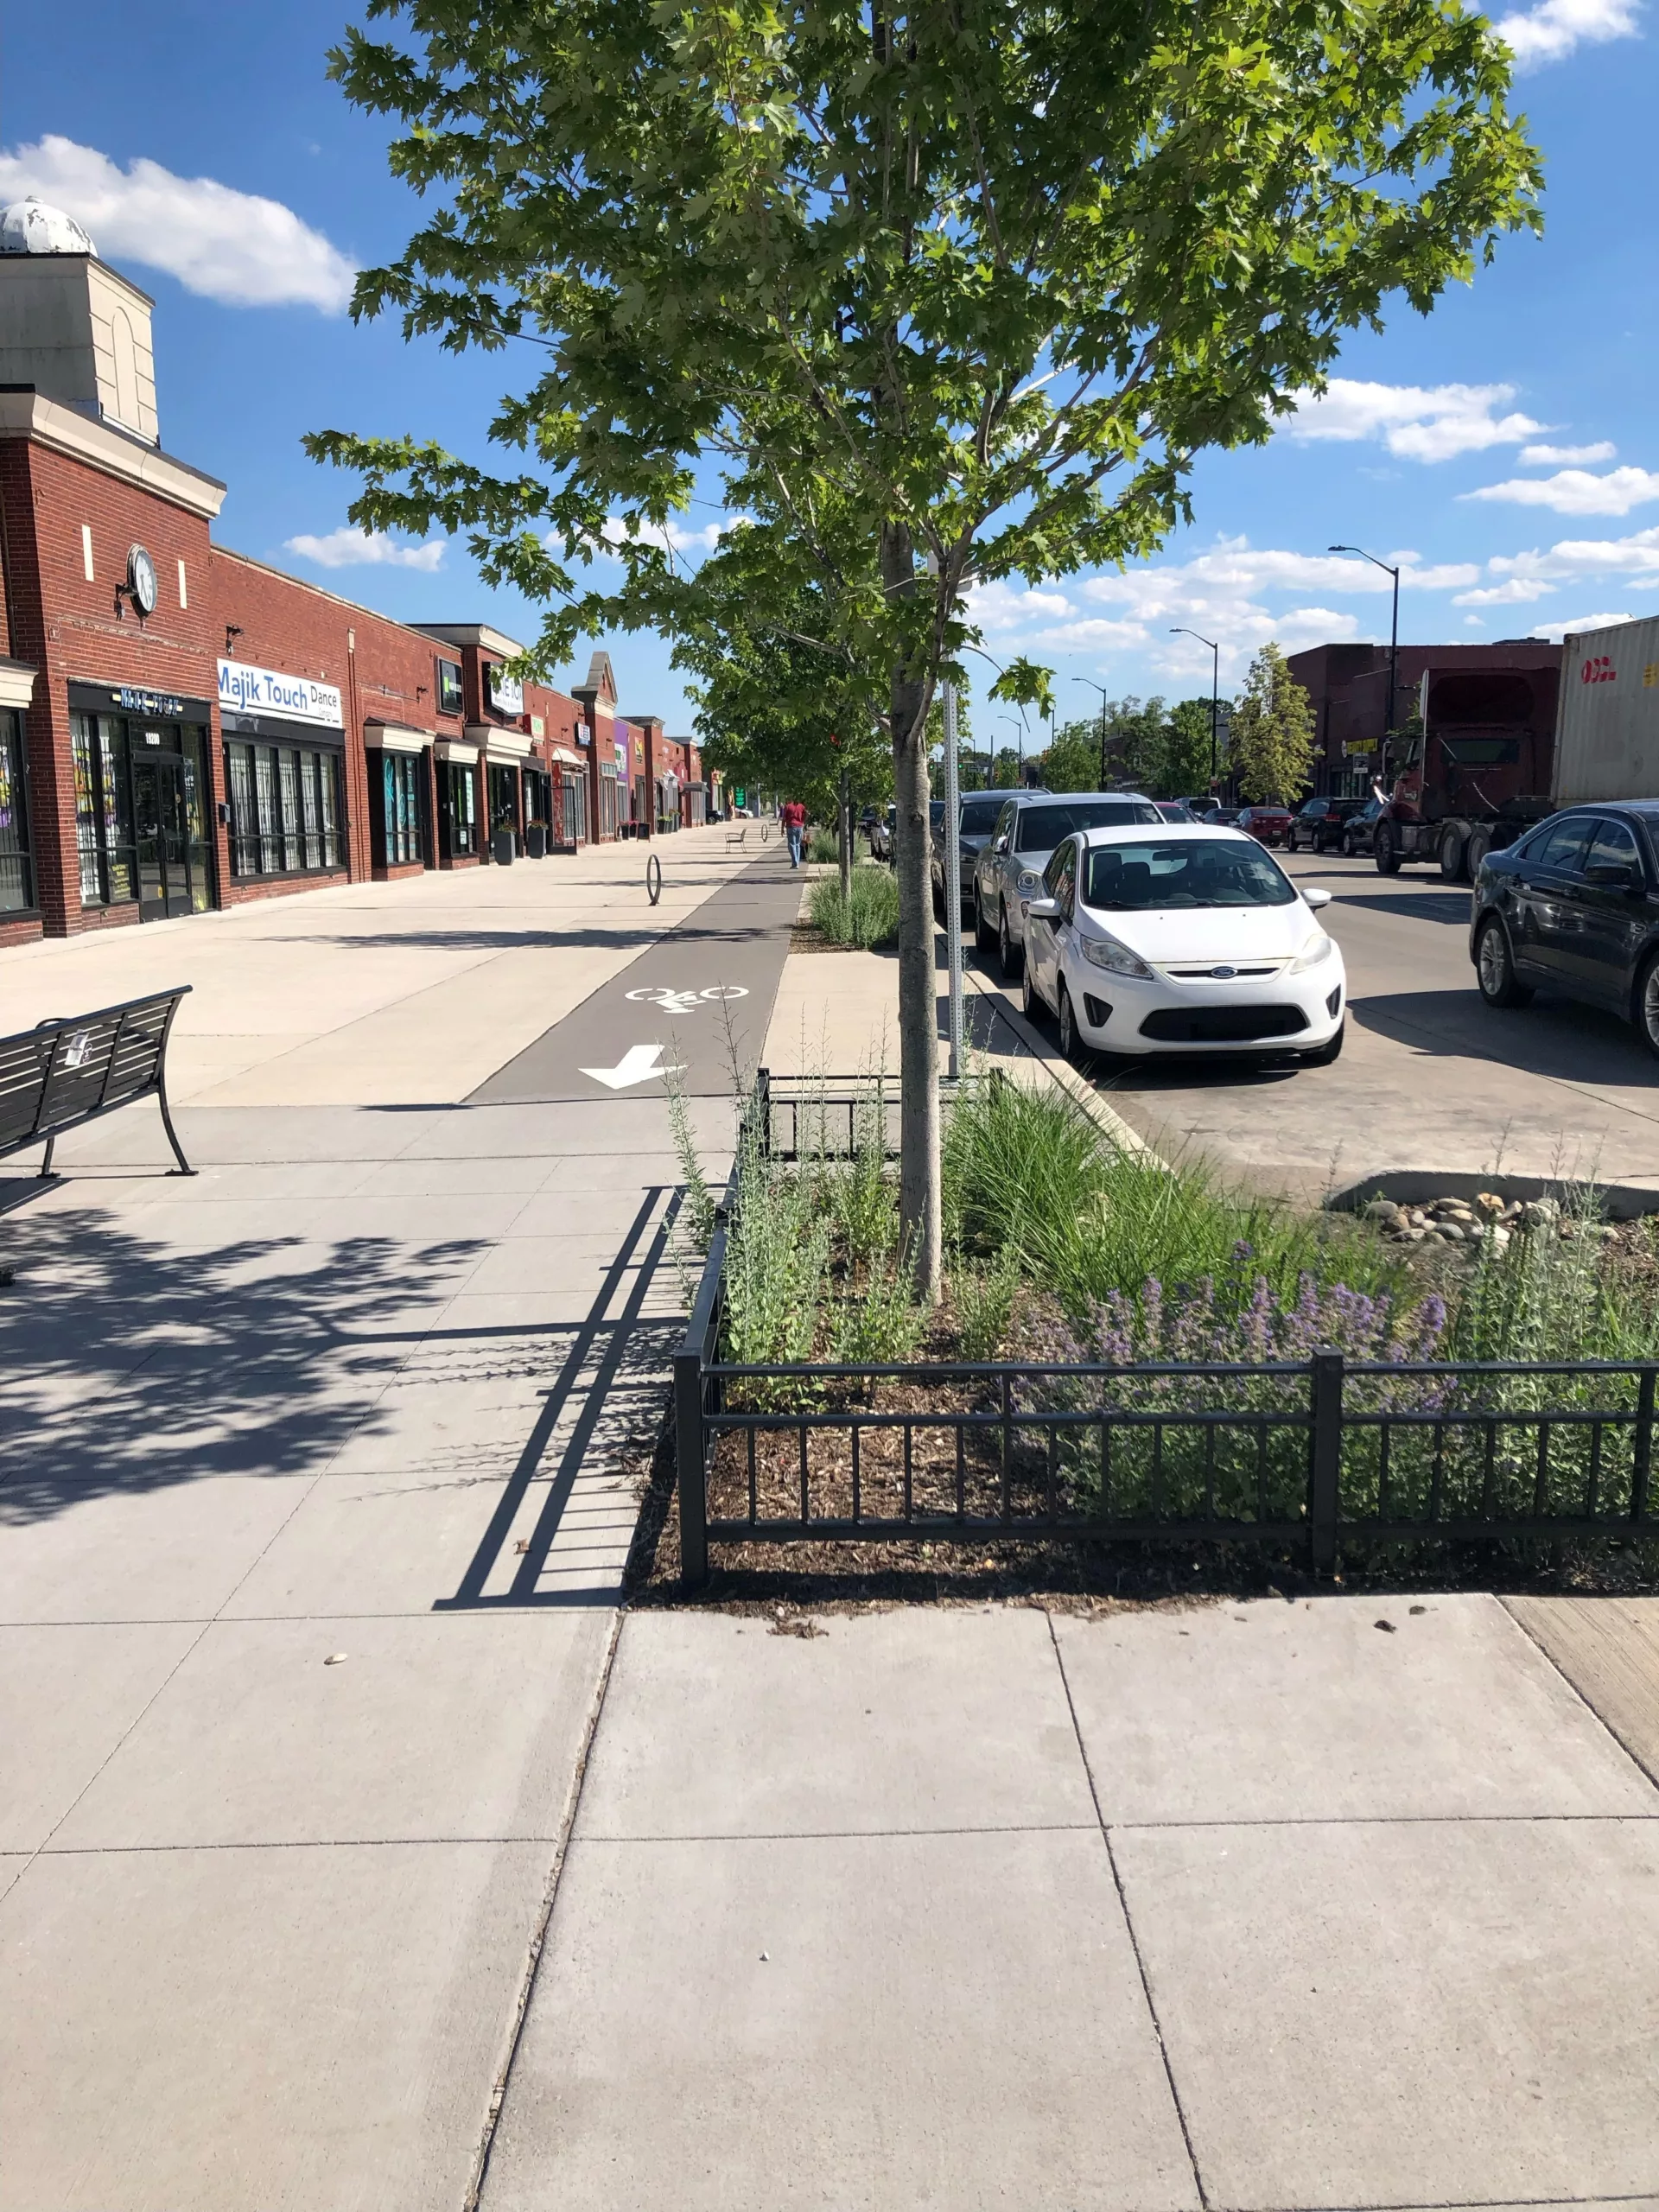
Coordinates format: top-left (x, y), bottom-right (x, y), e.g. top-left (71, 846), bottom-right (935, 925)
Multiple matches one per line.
top-left (1471, 804), bottom-right (1659, 1057)
top-left (1209, 805), bottom-right (1242, 827)
top-left (868, 807), bottom-right (893, 861)
top-left (932, 791), bottom-right (1012, 916)
top-left (1340, 798), bottom-right (1385, 858)
top-left (1183, 796), bottom-right (1223, 817)
top-left (1236, 803), bottom-right (1294, 847)
top-left (1289, 796), bottom-right (1366, 854)
top-left (1154, 800), bottom-right (1197, 823)
top-left (973, 791), bottom-right (1162, 976)
top-left (1020, 823), bottom-right (1345, 1065)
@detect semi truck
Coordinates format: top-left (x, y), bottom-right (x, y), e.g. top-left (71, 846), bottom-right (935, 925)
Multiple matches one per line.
top-left (1370, 654), bottom-right (1562, 879)
top-left (1370, 618), bottom-right (1659, 876)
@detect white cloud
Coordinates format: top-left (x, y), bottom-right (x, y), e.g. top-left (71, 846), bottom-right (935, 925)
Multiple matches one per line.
top-left (1519, 441), bottom-right (1617, 466)
top-left (0, 136), bottom-right (356, 311)
top-left (1463, 467), bottom-right (1659, 517)
top-left (1529, 611), bottom-right (1635, 639)
top-left (1288, 379), bottom-right (1543, 463)
top-left (1495, 0), bottom-right (1639, 67)
top-left (592, 512), bottom-right (749, 562)
top-left (1452, 576), bottom-right (1556, 607)
top-left (284, 527), bottom-right (446, 573)
top-left (1481, 524), bottom-right (1659, 596)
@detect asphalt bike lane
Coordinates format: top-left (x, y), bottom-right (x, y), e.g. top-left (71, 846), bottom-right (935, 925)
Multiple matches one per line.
top-left (471, 853), bottom-right (804, 1101)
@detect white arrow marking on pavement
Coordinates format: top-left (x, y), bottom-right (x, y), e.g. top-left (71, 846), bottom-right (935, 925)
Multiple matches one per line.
top-left (580, 1042), bottom-right (686, 1090)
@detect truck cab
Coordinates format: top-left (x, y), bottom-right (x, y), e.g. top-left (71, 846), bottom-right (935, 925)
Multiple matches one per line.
top-left (1374, 665), bottom-right (1559, 880)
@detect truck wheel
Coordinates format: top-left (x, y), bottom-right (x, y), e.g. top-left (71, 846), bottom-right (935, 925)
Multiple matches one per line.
top-left (1636, 953), bottom-right (1659, 1060)
top-left (1476, 918), bottom-right (1533, 1010)
top-left (1439, 826), bottom-right (1467, 882)
top-left (1466, 827), bottom-right (1494, 879)
top-left (1374, 821), bottom-right (1402, 875)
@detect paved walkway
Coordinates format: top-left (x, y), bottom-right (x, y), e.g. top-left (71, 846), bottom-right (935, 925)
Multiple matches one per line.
top-left (0, 826), bottom-right (781, 2212)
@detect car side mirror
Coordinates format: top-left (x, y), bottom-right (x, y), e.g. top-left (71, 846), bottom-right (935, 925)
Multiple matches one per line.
top-left (1301, 887), bottom-right (1332, 910)
top-left (993, 835), bottom-right (1008, 854)
top-left (1026, 896), bottom-right (1058, 919)
top-left (1584, 861), bottom-right (1640, 890)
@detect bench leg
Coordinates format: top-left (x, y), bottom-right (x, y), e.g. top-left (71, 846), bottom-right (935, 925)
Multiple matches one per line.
top-left (37, 1135), bottom-right (54, 1179)
top-left (156, 1076), bottom-right (196, 1177)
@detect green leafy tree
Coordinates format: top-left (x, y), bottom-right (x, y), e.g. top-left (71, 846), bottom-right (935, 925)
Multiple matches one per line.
top-left (1038, 719), bottom-right (1103, 794)
top-left (316, 0), bottom-right (1540, 1295)
top-left (1160, 697), bottom-right (1220, 797)
top-left (1230, 645), bottom-right (1317, 804)
top-left (990, 747), bottom-right (1024, 789)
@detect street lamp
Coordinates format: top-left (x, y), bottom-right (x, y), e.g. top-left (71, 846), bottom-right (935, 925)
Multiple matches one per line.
top-left (1071, 676), bottom-right (1109, 788)
top-left (1168, 628), bottom-right (1221, 785)
top-left (1329, 544), bottom-right (1400, 762)
top-left (999, 711), bottom-right (1026, 785)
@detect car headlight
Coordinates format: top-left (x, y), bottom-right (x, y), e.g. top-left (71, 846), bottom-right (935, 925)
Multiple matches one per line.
top-left (1081, 933), bottom-right (1154, 979)
top-left (1016, 868), bottom-right (1043, 893)
top-left (1290, 931), bottom-right (1336, 972)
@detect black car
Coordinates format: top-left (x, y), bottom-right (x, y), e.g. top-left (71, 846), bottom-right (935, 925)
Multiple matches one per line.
top-left (1289, 796), bottom-right (1366, 854)
top-left (1471, 804), bottom-right (1659, 1055)
top-left (931, 790), bottom-right (1010, 915)
top-left (1340, 798), bottom-right (1385, 857)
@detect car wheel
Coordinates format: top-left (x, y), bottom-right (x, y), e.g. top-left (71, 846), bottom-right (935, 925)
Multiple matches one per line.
top-left (999, 902), bottom-right (1023, 980)
top-left (1020, 956), bottom-right (1046, 1025)
top-left (1303, 1018), bottom-right (1344, 1066)
top-left (1475, 916), bottom-right (1534, 1009)
top-left (1374, 821), bottom-right (1401, 875)
top-left (1635, 952), bottom-right (1659, 1060)
top-left (1058, 982), bottom-right (1081, 1063)
top-left (1439, 825), bottom-right (1467, 882)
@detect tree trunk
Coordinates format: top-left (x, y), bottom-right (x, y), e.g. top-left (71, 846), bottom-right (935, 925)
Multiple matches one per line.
top-left (882, 528), bottom-right (940, 1301)
top-left (838, 767), bottom-right (853, 904)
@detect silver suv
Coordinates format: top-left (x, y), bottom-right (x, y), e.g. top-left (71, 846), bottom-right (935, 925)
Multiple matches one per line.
top-left (973, 791), bottom-right (1162, 976)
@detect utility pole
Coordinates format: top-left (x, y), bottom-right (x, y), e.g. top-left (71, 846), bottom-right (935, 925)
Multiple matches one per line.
top-left (942, 680), bottom-right (964, 1082)
top-left (1169, 628), bottom-right (1221, 785)
top-left (1330, 545), bottom-right (1400, 772)
top-left (1072, 676), bottom-right (1109, 790)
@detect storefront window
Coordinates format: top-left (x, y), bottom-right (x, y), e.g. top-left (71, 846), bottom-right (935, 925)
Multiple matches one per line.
top-left (439, 760), bottom-right (476, 857)
top-left (563, 770), bottom-right (588, 846)
top-left (68, 712), bottom-right (141, 907)
top-left (523, 766), bottom-right (550, 833)
top-left (226, 740), bottom-right (343, 879)
top-left (435, 658), bottom-right (463, 715)
top-left (487, 763), bottom-right (519, 852)
top-left (380, 752), bottom-right (423, 867)
top-left (599, 763), bottom-right (619, 839)
top-left (0, 709), bottom-right (34, 912)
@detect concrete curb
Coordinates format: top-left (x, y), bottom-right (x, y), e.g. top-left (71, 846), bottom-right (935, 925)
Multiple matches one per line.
top-left (954, 941), bottom-right (1156, 1160)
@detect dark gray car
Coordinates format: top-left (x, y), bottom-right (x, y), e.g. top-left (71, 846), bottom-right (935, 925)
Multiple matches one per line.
top-left (931, 791), bottom-right (1013, 917)
top-left (972, 791), bottom-right (1162, 976)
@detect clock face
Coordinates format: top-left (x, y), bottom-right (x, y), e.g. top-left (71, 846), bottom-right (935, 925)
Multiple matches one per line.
top-left (127, 544), bottom-right (157, 617)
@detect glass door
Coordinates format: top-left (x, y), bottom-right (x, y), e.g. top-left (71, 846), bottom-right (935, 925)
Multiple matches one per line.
top-left (131, 753), bottom-right (192, 919)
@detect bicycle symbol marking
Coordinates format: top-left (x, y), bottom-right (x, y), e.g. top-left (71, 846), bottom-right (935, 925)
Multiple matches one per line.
top-left (624, 983), bottom-right (750, 1015)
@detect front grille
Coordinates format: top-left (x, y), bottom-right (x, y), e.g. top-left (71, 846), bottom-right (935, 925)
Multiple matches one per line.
top-left (1138, 1004), bottom-right (1309, 1043)
top-left (1162, 961), bottom-right (1284, 980)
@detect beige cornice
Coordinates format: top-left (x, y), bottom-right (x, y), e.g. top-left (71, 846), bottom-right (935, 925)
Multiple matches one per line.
top-left (0, 391), bottom-right (226, 518)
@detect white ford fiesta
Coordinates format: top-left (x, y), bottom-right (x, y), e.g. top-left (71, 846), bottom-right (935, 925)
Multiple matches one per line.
top-left (1020, 823), bottom-right (1346, 1065)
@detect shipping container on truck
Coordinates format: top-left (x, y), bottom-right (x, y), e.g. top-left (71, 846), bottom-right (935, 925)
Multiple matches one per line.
top-left (1371, 654), bottom-right (1561, 880)
top-left (1550, 613), bottom-right (1659, 806)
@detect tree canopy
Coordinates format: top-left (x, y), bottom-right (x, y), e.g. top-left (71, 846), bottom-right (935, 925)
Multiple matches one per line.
top-left (1230, 644), bottom-right (1317, 804)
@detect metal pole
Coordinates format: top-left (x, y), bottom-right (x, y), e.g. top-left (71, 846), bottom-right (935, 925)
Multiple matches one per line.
top-left (1387, 564), bottom-right (1399, 756)
top-left (1210, 640), bottom-right (1219, 785)
top-left (1097, 696), bottom-right (1108, 790)
top-left (944, 679), bottom-right (964, 1082)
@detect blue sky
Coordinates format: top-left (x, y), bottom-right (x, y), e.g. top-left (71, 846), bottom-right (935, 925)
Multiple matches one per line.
top-left (3, 0), bottom-right (1653, 742)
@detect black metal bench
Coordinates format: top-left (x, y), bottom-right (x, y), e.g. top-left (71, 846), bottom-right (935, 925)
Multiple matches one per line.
top-left (1, 987), bottom-right (195, 1179)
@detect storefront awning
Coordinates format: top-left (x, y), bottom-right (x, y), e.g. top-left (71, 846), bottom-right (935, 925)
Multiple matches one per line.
top-left (363, 721), bottom-right (432, 756)
top-left (0, 657), bottom-right (37, 710)
top-left (433, 736), bottom-right (479, 763)
top-left (550, 745), bottom-right (586, 768)
top-left (467, 721), bottom-right (532, 762)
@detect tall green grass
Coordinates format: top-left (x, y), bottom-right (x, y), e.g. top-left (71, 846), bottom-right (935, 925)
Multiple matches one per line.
top-left (809, 863), bottom-right (899, 949)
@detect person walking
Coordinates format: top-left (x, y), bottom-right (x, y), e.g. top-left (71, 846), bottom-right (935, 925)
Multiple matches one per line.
top-left (780, 796), bottom-right (807, 869)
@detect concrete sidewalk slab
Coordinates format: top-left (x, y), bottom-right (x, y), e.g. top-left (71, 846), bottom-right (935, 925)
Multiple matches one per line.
top-left (576, 1610), bottom-right (1096, 1839)
top-left (1505, 1595), bottom-right (1659, 1785)
top-left (481, 1827), bottom-right (1199, 2212)
top-left (0, 1622), bottom-right (200, 1851)
top-left (1115, 1815), bottom-right (1659, 2209)
top-left (1054, 1594), bottom-right (1657, 1822)
top-left (54, 1611), bottom-right (610, 1847)
top-left (0, 1838), bottom-right (550, 2212)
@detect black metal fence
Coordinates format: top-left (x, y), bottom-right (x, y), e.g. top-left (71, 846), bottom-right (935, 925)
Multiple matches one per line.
top-left (673, 1074), bottom-right (1659, 1582)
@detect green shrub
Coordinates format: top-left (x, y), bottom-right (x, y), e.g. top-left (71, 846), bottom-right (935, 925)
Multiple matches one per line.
top-left (829, 1249), bottom-right (926, 1364)
top-left (952, 1242), bottom-right (1025, 1361)
top-left (809, 863), bottom-right (899, 949)
top-left (808, 824), bottom-right (841, 865)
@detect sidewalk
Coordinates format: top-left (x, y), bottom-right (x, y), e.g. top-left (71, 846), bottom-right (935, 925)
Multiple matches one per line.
top-left (0, 826), bottom-right (775, 2212)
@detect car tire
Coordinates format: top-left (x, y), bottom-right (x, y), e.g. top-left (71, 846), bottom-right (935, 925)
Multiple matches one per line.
top-left (999, 902), bottom-right (1023, 980)
top-left (973, 893), bottom-right (993, 957)
top-left (1634, 951), bottom-right (1659, 1060)
top-left (1374, 821), bottom-right (1402, 875)
top-left (1439, 825), bottom-right (1467, 882)
top-left (1020, 956), bottom-right (1046, 1025)
top-left (1475, 916), bottom-right (1533, 1009)
top-left (1057, 982), bottom-right (1082, 1063)
top-left (1303, 1018), bottom-right (1344, 1066)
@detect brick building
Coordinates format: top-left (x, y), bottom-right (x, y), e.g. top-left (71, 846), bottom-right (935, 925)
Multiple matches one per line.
top-left (0, 196), bottom-right (708, 948)
top-left (1287, 639), bottom-right (1563, 798)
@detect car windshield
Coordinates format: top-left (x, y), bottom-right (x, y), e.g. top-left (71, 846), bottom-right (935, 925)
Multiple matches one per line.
top-left (1082, 838), bottom-right (1298, 911)
top-left (1015, 799), bottom-right (1160, 852)
top-left (958, 798), bottom-right (1005, 836)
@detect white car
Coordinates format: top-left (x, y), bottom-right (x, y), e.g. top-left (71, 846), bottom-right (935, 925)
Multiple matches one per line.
top-left (1020, 824), bottom-right (1346, 1065)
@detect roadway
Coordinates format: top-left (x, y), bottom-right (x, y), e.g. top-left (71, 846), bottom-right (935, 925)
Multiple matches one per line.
top-left (968, 846), bottom-right (1659, 1202)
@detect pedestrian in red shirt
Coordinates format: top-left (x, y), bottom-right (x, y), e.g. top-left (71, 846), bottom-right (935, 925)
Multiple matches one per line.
top-left (780, 798), bottom-right (807, 868)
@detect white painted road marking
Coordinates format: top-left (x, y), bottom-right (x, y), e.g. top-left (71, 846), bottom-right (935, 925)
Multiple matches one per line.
top-left (624, 984), bottom-right (750, 1014)
top-left (579, 1042), bottom-right (687, 1090)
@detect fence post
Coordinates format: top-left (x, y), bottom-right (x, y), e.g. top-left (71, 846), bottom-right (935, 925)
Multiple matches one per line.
top-left (676, 1344), bottom-right (709, 1587)
top-left (1308, 1349), bottom-right (1344, 1577)
top-left (1632, 1365), bottom-right (1656, 1528)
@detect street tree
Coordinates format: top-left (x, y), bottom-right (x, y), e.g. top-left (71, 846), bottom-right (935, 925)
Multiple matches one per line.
top-left (1161, 698), bottom-right (1219, 798)
top-left (1039, 719), bottom-right (1103, 795)
top-left (315, 0), bottom-right (1540, 1297)
top-left (1230, 645), bottom-right (1317, 804)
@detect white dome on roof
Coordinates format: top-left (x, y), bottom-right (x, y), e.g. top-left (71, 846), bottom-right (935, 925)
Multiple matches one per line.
top-left (0, 197), bottom-right (95, 257)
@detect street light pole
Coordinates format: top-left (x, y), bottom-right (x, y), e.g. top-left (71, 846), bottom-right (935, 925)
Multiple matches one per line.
top-left (999, 711), bottom-right (1026, 787)
top-left (942, 678), bottom-right (964, 1082)
top-left (1168, 628), bottom-right (1220, 785)
top-left (1329, 544), bottom-right (1401, 767)
top-left (1071, 676), bottom-right (1109, 790)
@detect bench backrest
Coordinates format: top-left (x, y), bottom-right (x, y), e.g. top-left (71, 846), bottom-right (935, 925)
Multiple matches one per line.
top-left (0, 989), bottom-right (189, 1156)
